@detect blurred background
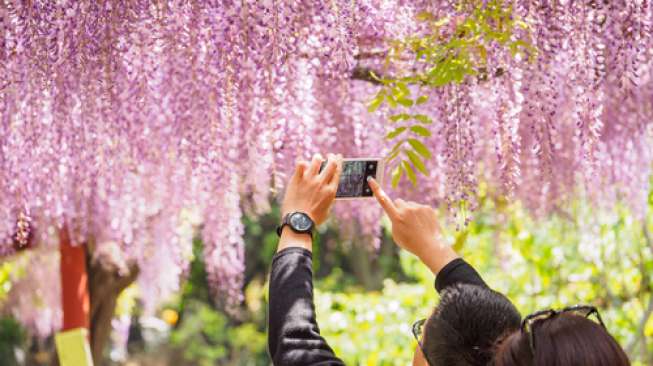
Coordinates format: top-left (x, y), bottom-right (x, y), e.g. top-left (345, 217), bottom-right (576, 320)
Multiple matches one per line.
top-left (1, 184), bottom-right (651, 366)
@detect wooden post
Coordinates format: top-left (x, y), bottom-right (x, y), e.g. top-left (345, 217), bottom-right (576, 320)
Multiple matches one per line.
top-left (59, 227), bottom-right (90, 331)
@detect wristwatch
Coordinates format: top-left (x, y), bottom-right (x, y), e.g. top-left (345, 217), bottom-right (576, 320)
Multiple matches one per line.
top-left (276, 212), bottom-right (315, 238)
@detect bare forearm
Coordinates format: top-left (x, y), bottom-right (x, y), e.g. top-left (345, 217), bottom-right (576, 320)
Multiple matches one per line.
top-left (418, 241), bottom-right (459, 276)
top-left (277, 229), bottom-right (313, 253)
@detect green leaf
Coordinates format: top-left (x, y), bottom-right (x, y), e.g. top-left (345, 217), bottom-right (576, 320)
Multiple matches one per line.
top-left (402, 161), bottom-right (417, 186)
top-left (413, 114), bottom-right (433, 124)
top-left (387, 95), bottom-right (398, 109)
top-left (408, 138), bottom-right (432, 159)
top-left (433, 16), bottom-right (451, 27)
top-left (415, 95), bottom-right (429, 105)
top-left (405, 149), bottom-right (428, 175)
top-left (410, 125), bottom-right (431, 137)
top-left (386, 127), bottom-right (407, 139)
top-left (509, 40), bottom-right (536, 59)
top-left (415, 11), bottom-right (434, 22)
top-left (396, 97), bottom-right (414, 107)
top-left (399, 75), bottom-right (420, 84)
top-left (395, 82), bottom-right (410, 97)
top-left (387, 140), bottom-right (405, 160)
top-left (515, 20), bottom-right (530, 30)
top-left (367, 93), bottom-right (384, 113)
top-left (477, 45), bottom-right (488, 64)
top-left (387, 142), bottom-right (403, 162)
top-left (429, 61), bottom-right (454, 86)
top-left (389, 113), bottom-right (411, 122)
top-left (391, 165), bottom-right (403, 188)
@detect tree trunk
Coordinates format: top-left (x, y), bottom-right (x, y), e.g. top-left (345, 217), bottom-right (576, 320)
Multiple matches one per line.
top-left (87, 255), bottom-right (139, 366)
top-left (59, 226), bottom-right (139, 366)
top-left (348, 241), bottom-right (377, 290)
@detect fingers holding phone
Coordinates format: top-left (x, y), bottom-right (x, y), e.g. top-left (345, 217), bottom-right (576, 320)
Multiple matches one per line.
top-left (282, 153), bottom-right (342, 226)
top-left (309, 153), bottom-right (325, 176)
top-left (319, 155), bottom-right (340, 184)
top-left (291, 160), bottom-right (310, 182)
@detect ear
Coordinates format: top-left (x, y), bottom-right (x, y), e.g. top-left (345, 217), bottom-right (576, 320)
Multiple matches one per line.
top-left (412, 346), bottom-right (429, 366)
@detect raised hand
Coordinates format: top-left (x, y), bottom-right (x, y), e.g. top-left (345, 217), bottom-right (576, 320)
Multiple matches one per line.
top-left (281, 153), bottom-right (343, 226)
top-left (367, 177), bottom-right (458, 275)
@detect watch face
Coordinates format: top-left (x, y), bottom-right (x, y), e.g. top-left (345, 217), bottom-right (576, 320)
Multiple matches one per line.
top-left (290, 212), bottom-right (313, 231)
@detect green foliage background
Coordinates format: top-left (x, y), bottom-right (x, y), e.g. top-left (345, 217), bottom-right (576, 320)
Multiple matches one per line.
top-left (314, 199), bottom-right (653, 365)
top-left (1, 192), bottom-right (651, 366)
top-left (161, 187), bottom-right (653, 366)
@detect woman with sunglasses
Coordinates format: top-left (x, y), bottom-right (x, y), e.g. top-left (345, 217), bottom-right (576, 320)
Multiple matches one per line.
top-left (493, 305), bottom-right (630, 366)
top-left (368, 179), bottom-right (522, 366)
top-left (269, 156), bottom-right (522, 366)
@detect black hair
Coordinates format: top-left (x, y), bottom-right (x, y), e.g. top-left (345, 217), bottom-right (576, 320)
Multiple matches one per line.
top-left (423, 283), bottom-right (521, 366)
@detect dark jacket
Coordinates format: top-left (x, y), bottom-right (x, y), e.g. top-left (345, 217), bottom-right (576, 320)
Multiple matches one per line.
top-left (267, 247), bottom-right (486, 365)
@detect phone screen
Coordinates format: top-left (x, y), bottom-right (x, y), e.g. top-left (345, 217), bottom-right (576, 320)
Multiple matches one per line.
top-left (321, 159), bottom-right (380, 199)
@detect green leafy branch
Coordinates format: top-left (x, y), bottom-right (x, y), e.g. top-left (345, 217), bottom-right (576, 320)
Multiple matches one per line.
top-left (367, 0), bottom-right (537, 188)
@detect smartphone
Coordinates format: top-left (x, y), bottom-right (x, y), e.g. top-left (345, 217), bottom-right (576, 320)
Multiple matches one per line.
top-left (320, 158), bottom-right (384, 200)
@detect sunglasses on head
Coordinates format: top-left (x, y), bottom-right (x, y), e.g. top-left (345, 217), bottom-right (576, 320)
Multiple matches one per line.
top-left (521, 305), bottom-right (606, 352)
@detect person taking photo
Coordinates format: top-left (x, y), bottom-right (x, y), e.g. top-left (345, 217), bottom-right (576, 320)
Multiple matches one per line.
top-left (267, 154), bottom-right (520, 366)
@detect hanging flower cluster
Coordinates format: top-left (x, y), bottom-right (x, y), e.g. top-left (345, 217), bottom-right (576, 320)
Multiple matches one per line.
top-left (1, 0), bottom-right (652, 326)
top-left (369, 1), bottom-right (653, 223)
top-left (0, 0), bottom-right (411, 315)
